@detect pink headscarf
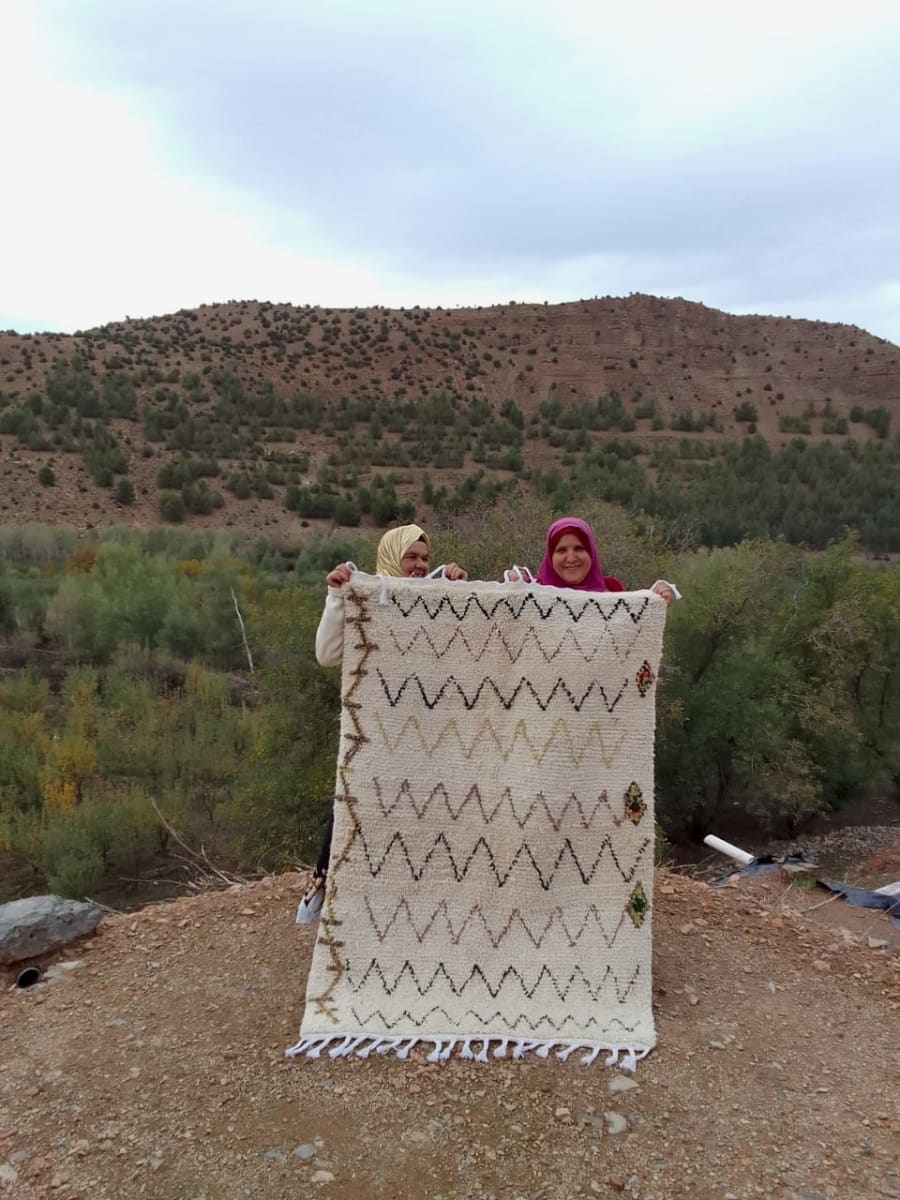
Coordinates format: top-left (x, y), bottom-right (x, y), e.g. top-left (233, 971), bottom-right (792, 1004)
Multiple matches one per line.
top-left (535, 517), bottom-right (607, 592)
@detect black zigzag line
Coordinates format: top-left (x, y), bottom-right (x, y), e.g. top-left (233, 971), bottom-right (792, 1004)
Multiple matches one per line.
top-left (350, 1006), bottom-right (641, 1035)
top-left (355, 829), bottom-right (651, 889)
top-left (386, 622), bottom-right (646, 665)
top-left (376, 669), bottom-right (627, 714)
top-left (364, 896), bottom-right (630, 950)
top-left (371, 781), bottom-right (624, 831)
top-left (348, 959), bottom-right (642, 1004)
top-left (388, 591), bottom-right (650, 626)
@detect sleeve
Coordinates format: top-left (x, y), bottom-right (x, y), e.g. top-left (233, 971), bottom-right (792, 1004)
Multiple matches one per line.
top-left (650, 579), bottom-right (682, 600)
top-left (315, 589), bottom-right (346, 668)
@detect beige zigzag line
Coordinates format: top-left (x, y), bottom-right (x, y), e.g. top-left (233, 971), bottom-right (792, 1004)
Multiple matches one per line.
top-left (386, 620), bottom-right (644, 665)
top-left (373, 713), bottom-right (626, 768)
top-left (364, 896), bottom-right (633, 950)
top-left (371, 779), bottom-right (632, 829)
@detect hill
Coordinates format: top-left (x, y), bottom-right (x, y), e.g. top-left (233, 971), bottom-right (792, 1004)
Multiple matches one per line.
top-left (1, 295), bottom-right (898, 545)
top-left (1, 869), bottom-right (897, 1199)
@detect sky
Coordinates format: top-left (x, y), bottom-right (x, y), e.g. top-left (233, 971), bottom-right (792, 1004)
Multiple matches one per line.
top-left (2, 0), bottom-right (900, 343)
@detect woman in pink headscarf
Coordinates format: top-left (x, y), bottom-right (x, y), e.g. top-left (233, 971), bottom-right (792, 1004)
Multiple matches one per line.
top-left (506, 516), bottom-right (677, 604)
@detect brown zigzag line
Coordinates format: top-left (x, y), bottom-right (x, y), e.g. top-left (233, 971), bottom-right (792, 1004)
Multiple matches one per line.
top-left (372, 713), bottom-right (627, 768)
top-left (371, 779), bottom-right (630, 829)
top-left (363, 896), bottom-right (632, 950)
top-left (346, 958), bottom-right (643, 1004)
top-left (350, 829), bottom-right (652, 887)
top-left (350, 1005), bottom-right (643, 1035)
top-left (313, 590), bottom-right (375, 1025)
top-left (385, 621), bottom-right (646, 666)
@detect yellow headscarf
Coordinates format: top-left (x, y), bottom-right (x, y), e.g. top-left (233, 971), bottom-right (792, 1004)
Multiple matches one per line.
top-left (375, 524), bottom-right (431, 576)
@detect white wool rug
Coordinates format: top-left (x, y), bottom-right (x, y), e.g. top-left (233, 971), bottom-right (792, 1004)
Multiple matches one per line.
top-left (288, 575), bottom-right (667, 1069)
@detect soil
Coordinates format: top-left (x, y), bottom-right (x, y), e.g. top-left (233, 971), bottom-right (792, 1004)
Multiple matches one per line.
top-left (2, 869), bottom-right (898, 1200)
top-left (1, 295), bottom-right (898, 534)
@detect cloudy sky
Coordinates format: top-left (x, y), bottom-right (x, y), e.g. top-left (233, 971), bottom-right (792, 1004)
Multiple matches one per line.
top-left (3, 0), bottom-right (900, 342)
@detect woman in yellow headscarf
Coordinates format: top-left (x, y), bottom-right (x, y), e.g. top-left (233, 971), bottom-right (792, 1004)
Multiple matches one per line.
top-left (314, 523), bottom-right (467, 667)
top-left (298, 524), bottom-right (468, 922)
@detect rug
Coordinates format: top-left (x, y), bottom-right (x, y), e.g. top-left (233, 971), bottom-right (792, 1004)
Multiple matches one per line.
top-left (288, 574), bottom-right (667, 1069)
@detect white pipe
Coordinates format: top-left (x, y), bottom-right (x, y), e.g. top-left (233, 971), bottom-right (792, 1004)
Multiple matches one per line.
top-left (703, 834), bottom-right (755, 866)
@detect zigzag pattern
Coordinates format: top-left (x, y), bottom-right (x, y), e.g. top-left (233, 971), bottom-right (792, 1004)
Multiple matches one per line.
top-left (353, 830), bottom-right (651, 888)
top-left (386, 621), bottom-right (645, 666)
top-left (349, 1006), bottom-right (641, 1035)
top-left (347, 958), bottom-right (643, 1003)
top-left (363, 896), bottom-right (632, 949)
top-left (298, 575), bottom-right (664, 1055)
top-left (372, 713), bottom-right (626, 768)
top-left (389, 590), bottom-right (651, 625)
top-left (375, 669), bottom-right (628, 714)
top-left (371, 780), bottom-right (630, 830)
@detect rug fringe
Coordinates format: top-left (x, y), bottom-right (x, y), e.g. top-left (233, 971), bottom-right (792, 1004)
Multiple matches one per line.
top-left (285, 1035), bottom-right (650, 1069)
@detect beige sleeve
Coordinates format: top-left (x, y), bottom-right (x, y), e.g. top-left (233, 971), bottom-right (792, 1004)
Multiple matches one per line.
top-left (315, 589), bottom-right (345, 668)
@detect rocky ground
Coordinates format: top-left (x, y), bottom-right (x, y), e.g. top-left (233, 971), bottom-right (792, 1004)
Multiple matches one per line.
top-left (1, 870), bottom-right (898, 1200)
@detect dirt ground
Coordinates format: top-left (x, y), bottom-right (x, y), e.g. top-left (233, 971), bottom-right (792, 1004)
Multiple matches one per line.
top-left (1, 871), bottom-right (898, 1200)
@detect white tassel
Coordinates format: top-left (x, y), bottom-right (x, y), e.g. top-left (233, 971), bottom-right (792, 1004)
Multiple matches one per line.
top-left (306, 1036), bottom-right (334, 1060)
top-left (426, 1039), bottom-right (444, 1063)
top-left (511, 1039), bottom-right (526, 1059)
top-left (535, 1041), bottom-right (559, 1059)
top-left (376, 1037), bottom-right (402, 1055)
top-left (474, 1038), bottom-right (490, 1063)
top-left (556, 1042), bottom-right (585, 1062)
top-left (395, 1038), bottom-right (418, 1060)
top-left (440, 1039), bottom-right (455, 1061)
top-left (605, 1047), bottom-right (620, 1067)
top-left (284, 1037), bottom-right (311, 1058)
top-left (492, 1037), bottom-right (509, 1058)
top-left (621, 1047), bottom-right (638, 1073)
top-left (357, 1038), bottom-right (383, 1058)
top-left (460, 1037), bottom-right (474, 1059)
top-left (328, 1035), bottom-right (355, 1058)
top-left (580, 1044), bottom-right (604, 1066)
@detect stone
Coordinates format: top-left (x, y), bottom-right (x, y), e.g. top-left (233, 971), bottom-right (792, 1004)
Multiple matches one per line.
top-left (866, 936), bottom-right (888, 950)
top-left (0, 897), bottom-right (102, 965)
top-left (604, 1111), bottom-right (628, 1135)
top-left (262, 1149), bottom-right (287, 1166)
top-left (293, 1143), bottom-right (316, 1161)
top-left (0, 1165), bottom-right (19, 1187)
top-left (311, 1169), bottom-right (336, 1184)
top-left (608, 1075), bottom-right (639, 1094)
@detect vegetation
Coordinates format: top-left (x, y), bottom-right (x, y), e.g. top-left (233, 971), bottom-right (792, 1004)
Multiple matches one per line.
top-left (0, 511), bottom-right (896, 903)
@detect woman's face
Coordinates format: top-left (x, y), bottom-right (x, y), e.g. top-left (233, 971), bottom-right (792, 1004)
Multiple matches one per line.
top-left (400, 539), bottom-right (430, 577)
top-left (551, 531), bottom-right (591, 585)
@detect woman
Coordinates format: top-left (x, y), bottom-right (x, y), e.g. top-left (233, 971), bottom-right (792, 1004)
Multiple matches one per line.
top-left (298, 524), bottom-right (469, 921)
top-left (505, 516), bottom-right (677, 603)
top-left (315, 523), bottom-right (468, 668)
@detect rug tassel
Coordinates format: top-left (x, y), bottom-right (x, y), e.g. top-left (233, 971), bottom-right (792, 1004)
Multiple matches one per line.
top-left (460, 1037), bottom-right (474, 1059)
top-left (535, 1041), bottom-right (559, 1059)
top-left (440, 1039), bottom-right (456, 1061)
top-left (474, 1038), bottom-right (490, 1063)
top-left (396, 1038), bottom-right (419, 1059)
top-left (605, 1047), bottom-right (620, 1067)
top-left (306, 1036), bottom-right (335, 1060)
top-left (493, 1037), bottom-right (509, 1058)
top-left (376, 1037), bottom-right (403, 1055)
top-left (357, 1038), bottom-right (383, 1058)
top-left (556, 1042), bottom-right (585, 1062)
top-left (581, 1043), bottom-right (604, 1066)
top-left (284, 1037), bottom-right (312, 1058)
top-left (511, 1039), bottom-right (526, 1059)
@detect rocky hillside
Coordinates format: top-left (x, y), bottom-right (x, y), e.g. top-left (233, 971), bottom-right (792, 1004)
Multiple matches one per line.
top-left (1, 869), bottom-right (897, 1199)
top-left (0, 295), bottom-right (897, 535)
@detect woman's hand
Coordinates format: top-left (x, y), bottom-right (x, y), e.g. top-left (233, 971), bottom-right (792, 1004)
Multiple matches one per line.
top-left (443, 562), bottom-right (469, 581)
top-left (651, 582), bottom-right (674, 606)
top-left (325, 562), bottom-right (354, 588)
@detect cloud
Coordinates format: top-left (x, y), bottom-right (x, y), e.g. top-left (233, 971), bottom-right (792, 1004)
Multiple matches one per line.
top-left (2, 0), bottom-right (899, 341)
